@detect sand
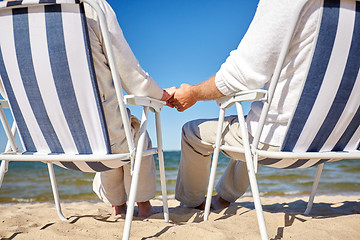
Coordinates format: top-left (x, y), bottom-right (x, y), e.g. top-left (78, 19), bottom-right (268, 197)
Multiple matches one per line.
top-left (0, 195), bottom-right (359, 240)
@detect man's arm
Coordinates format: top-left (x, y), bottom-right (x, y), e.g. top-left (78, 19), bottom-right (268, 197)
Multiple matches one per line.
top-left (169, 74), bottom-right (224, 112)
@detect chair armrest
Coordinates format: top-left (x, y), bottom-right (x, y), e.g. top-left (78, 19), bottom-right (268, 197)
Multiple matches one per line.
top-left (0, 100), bottom-right (9, 109)
top-left (216, 90), bottom-right (267, 109)
top-left (124, 95), bottom-right (165, 113)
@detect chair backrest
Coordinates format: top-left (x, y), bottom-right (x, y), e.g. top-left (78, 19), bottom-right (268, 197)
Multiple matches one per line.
top-left (0, 0), bottom-right (111, 157)
top-left (281, 0), bottom-right (360, 153)
top-left (255, 0), bottom-right (360, 169)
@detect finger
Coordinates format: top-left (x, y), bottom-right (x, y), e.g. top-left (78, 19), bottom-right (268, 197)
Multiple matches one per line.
top-left (167, 97), bottom-right (176, 103)
top-left (176, 105), bottom-right (184, 112)
top-left (170, 99), bottom-right (180, 107)
top-left (168, 95), bottom-right (176, 101)
top-left (166, 102), bottom-right (175, 108)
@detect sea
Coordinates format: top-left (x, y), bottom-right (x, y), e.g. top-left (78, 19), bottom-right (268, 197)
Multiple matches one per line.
top-left (0, 151), bottom-right (359, 203)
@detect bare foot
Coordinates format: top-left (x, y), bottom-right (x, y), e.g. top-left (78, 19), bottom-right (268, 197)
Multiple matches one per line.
top-left (111, 203), bottom-right (127, 216)
top-left (195, 201), bottom-right (205, 210)
top-left (137, 201), bottom-right (158, 218)
top-left (211, 195), bottom-right (230, 210)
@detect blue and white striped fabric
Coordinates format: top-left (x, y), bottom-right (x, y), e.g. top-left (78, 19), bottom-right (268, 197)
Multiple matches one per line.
top-left (259, 0), bottom-right (360, 169)
top-left (0, 0), bottom-right (120, 172)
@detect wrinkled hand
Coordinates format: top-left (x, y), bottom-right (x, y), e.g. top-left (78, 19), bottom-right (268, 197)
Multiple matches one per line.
top-left (161, 87), bottom-right (177, 107)
top-left (168, 83), bottom-right (197, 112)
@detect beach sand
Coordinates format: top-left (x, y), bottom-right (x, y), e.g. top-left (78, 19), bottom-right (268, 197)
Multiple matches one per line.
top-left (0, 195), bottom-right (359, 240)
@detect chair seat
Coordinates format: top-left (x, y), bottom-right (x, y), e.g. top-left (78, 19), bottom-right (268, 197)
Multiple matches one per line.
top-left (257, 157), bottom-right (329, 169)
top-left (0, 148), bottom-right (158, 172)
top-left (256, 149), bottom-right (360, 168)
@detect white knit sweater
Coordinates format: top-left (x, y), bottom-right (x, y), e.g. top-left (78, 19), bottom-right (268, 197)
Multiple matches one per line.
top-left (84, 0), bottom-right (163, 147)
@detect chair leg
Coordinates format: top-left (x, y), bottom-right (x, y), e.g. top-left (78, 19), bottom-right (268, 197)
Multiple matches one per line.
top-left (204, 108), bottom-right (226, 221)
top-left (1, 122), bottom-right (17, 188)
top-left (0, 160), bottom-right (9, 188)
top-left (155, 112), bottom-right (169, 222)
top-left (47, 163), bottom-right (67, 221)
top-left (304, 163), bottom-right (324, 215)
top-left (236, 103), bottom-right (268, 240)
top-left (123, 107), bottom-right (149, 240)
top-left (245, 160), bottom-right (268, 240)
top-left (0, 106), bottom-right (18, 153)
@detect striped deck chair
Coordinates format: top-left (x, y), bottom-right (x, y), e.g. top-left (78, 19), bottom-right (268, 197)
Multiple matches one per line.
top-left (0, 0), bottom-right (169, 239)
top-left (203, 0), bottom-right (360, 239)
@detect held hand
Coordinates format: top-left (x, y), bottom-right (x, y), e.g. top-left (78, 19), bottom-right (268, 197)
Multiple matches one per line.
top-left (169, 83), bottom-right (197, 112)
top-left (161, 87), bottom-right (177, 107)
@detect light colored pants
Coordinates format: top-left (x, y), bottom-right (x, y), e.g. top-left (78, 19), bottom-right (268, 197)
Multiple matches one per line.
top-left (175, 115), bottom-right (279, 207)
top-left (93, 115), bottom-right (156, 206)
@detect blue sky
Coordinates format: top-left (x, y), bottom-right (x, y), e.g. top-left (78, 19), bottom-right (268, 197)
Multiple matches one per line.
top-left (0, 0), bottom-right (259, 151)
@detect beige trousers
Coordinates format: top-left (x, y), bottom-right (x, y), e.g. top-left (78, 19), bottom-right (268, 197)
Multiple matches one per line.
top-left (175, 115), bottom-right (279, 207)
top-left (93, 115), bottom-right (156, 206)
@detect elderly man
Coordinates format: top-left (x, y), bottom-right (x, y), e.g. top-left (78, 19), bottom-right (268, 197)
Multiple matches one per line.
top-left (170, 0), bottom-right (322, 209)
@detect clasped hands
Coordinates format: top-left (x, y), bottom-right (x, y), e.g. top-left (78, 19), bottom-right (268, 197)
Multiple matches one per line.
top-left (160, 75), bottom-right (222, 111)
top-left (161, 84), bottom-right (197, 112)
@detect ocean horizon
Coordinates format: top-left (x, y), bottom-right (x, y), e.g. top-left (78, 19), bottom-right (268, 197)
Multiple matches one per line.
top-left (0, 151), bottom-right (359, 203)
